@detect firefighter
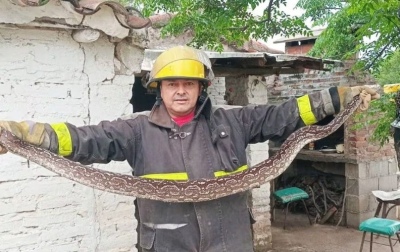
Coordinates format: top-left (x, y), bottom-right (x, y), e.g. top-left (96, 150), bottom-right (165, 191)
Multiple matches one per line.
top-left (0, 46), bottom-right (379, 251)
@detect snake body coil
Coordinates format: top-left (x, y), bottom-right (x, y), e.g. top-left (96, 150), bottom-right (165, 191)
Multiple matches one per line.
top-left (0, 96), bottom-right (361, 202)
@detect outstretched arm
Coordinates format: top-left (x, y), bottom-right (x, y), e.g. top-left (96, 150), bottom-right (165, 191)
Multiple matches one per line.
top-left (0, 118), bottom-right (141, 165)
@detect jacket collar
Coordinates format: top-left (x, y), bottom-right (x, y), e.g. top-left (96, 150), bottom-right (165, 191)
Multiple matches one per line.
top-left (148, 97), bottom-right (212, 128)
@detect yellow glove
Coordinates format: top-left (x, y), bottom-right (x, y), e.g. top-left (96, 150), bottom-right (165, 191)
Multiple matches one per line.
top-left (0, 121), bottom-right (47, 154)
top-left (338, 86), bottom-right (380, 111)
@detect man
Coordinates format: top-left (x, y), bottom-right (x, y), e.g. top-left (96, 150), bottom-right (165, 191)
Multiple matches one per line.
top-left (0, 46), bottom-right (379, 251)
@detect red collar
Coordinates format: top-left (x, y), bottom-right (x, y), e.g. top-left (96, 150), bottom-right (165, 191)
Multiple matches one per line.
top-left (172, 110), bottom-right (195, 126)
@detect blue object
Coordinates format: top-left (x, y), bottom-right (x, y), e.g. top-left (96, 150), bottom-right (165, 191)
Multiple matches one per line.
top-left (359, 217), bottom-right (400, 251)
top-left (272, 187), bottom-right (312, 229)
top-left (359, 217), bottom-right (400, 236)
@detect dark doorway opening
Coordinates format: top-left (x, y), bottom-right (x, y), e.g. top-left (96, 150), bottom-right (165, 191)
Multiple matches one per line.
top-left (130, 76), bottom-right (156, 112)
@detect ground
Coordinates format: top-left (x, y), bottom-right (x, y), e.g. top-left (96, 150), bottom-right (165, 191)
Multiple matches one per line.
top-left (268, 211), bottom-right (399, 252)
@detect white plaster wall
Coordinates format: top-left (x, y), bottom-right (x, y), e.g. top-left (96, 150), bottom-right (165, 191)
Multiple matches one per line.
top-left (1, 0), bottom-right (129, 39)
top-left (0, 27), bottom-right (137, 251)
top-left (208, 77), bottom-right (226, 105)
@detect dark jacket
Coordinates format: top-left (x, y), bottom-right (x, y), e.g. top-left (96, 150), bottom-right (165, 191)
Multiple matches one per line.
top-left (48, 87), bottom-right (341, 252)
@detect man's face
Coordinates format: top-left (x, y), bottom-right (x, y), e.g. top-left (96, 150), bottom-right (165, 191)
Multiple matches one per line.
top-left (160, 79), bottom-right (201, 118)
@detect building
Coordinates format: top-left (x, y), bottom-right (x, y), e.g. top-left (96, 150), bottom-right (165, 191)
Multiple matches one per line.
top-left (274, 28), bottom-right (324, 55)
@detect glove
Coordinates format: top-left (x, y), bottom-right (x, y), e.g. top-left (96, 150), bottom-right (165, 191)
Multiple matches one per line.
top-left (338, 86), bottom-right (380, 111)
top-left (0, 121), bottom-right (47, 154)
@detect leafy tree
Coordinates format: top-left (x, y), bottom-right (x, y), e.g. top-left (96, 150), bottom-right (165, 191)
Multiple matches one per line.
top-left (296, 0), bottom-right (357, 60)
top-left (376, 50), bottom-right (400, 85)
top-left (361, 50), bottom-right (400, 146)
top-left (119, 0), bottom-right (312, 51)
top-left (298, 0), bottom-right (400, 71)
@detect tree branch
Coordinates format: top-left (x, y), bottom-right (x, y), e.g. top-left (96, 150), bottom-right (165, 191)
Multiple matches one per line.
top-left (265, 0), bottom-right (275, 24)
top-left (229, 0), bottom-right (275, 31)
top-left (364, 43), bottom-right (390, 70)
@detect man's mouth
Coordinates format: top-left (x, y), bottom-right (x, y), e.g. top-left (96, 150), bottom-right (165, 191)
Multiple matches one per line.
top-left (174, 99), bottom-right (188, 102)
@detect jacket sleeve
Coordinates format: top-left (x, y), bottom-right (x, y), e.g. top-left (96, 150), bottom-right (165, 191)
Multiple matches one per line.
top-left (228, 87), bottom-right (341, 145)
top-left (44, 117), bottom-right (141, 165)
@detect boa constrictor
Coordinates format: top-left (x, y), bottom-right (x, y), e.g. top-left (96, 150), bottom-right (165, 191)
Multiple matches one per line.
top-left (0, 96), bottom-right (361, 202)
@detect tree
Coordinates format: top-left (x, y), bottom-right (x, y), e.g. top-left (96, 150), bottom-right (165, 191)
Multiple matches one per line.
top-left (365, 50), bottom-right (400, 153)
top-left (120, 0), bottom-right (312, 51)
top-left (298, 0), bottom-right (400, 71)
top-left (376, 50), bottom-right (400, 85)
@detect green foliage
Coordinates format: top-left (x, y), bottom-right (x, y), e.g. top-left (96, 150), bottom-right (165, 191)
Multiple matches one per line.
top-left (352, 50), bottom-right (400, 146)
top-left (117, 0), bottom-right (312, 51)
top-left (306, 11), bottom-right (359, 60)
top-left (375, 50), bottom-right (400, 85)
top-left (354, 93), bottom-right (396, 146)
top-left (298, 0), bottom-right (400, 71)
top-left (297, 0), bottom-right (344, 26)
top-left (356, 50), bottom-right (400, 146)
top-left (297, 0), bottom-right (354, 60)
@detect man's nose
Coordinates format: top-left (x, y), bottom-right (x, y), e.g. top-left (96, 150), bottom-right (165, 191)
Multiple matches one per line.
top-left (176, 84), bottom-right (186, 94)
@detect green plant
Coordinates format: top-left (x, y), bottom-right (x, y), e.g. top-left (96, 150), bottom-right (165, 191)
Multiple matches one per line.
top-left (353, 92), bottom-right (396, 146)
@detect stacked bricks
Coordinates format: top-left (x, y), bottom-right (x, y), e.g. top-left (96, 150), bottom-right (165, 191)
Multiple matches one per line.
top-left (344, 113), bottom-right (398, 227)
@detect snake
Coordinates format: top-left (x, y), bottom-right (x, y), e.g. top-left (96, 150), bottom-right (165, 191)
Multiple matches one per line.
top-left (0, 96), bottom-right (361, 203)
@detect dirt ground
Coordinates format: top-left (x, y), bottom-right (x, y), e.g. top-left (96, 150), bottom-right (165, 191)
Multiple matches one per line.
top-left (268, 211), bottom-right (400, 252)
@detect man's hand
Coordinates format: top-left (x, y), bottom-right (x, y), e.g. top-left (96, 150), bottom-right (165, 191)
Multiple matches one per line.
top-left (351, 86), bottom-right (380, 110)
top-left (339, 86), bottom-right (380, 111)
top-left (0, 121), bottom-right (47, 155)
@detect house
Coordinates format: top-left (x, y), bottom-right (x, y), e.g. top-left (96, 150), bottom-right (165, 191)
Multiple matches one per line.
top-left (273, 28), bottom-right (325, 55)
top-left (1, 1), bottom-right (396, 251)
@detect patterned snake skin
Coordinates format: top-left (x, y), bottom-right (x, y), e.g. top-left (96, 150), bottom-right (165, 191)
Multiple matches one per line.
top-left (0, 96), bottom-right (361, 202)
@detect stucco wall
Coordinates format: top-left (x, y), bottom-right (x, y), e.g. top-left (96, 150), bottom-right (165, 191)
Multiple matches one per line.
top-left (0, 27), bottom-right (137, 251)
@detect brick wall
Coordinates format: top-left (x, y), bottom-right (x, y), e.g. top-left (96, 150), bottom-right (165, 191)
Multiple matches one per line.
top-left (345, 117), bottom-right (396, 161)
top-left (265, 64), bottom-right (376, 105)
top-left (285, 44), bottom-right (314, 55)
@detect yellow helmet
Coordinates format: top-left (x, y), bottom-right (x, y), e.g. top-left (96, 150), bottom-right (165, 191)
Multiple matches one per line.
top-left (145, 46), bottom-right (215, 89)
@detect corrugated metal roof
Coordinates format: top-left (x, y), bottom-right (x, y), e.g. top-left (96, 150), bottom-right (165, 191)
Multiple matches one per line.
top-left (142, 49), bottom-right (341, 77)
